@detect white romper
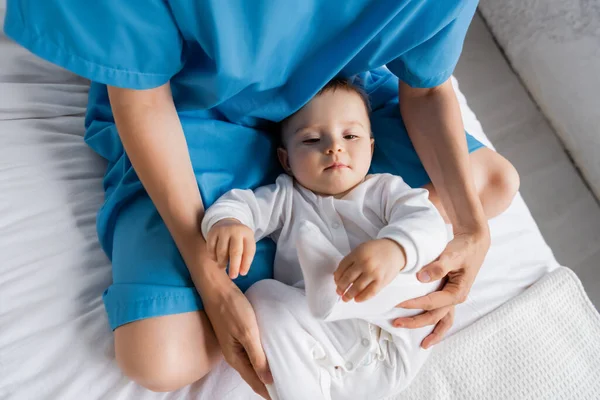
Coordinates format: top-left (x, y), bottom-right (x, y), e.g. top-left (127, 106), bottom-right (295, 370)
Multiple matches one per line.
top-left (202, 173), bottom-right (449, 400)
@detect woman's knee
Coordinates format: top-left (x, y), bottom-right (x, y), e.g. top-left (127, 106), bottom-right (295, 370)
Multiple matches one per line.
top-left (472, 149), bottom-right (520, 201)
top-left (114, 311), bottom-right (221, 392)
top-left (426, 149), bottom-right (521, 221)
top-left (485, 153), bottom-right (520, 201)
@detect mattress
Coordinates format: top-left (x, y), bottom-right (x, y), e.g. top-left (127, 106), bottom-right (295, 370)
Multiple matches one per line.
top-left (0, 5), bottom-right (567, 400)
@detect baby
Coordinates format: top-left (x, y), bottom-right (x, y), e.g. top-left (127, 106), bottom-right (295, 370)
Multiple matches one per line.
top-left (201, 79), bottom-right (513, 399)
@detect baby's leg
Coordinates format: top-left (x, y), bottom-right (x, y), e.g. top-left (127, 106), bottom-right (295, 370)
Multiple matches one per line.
top-left (246, 279), bottom-right (433, 399)
top-left (332, 330), bottom-right (433, 398)
top-left (322, 276), bottom-right (437, 396)
top-left (424, 148), bottom-right (520, 222)
top-left (294, 222), bottom-right (439, 393)
top-left (246, 279), bottom-right (357, 400)
top-left (296, 221), bottom-right (441, 328)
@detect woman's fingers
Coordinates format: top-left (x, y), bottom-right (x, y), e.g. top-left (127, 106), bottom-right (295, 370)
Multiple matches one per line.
top-left (421, 306), bottom-right (455, 349)
top-left (416, 260), bottom-right (444, 283)
top-left (390, 232), bottom-right (489, 348)
top-left (417, 251), bottom-right (460, 283)
top-left (393, 305), bottom-right (451, 329)
top-left (228, 234), bottom-right (244, 279)
top-left (240, 236), bottom-right (255, 277)
top-left (399, 266), bottom-right (468, 310)
top-left (243, 330), bottom-right (274, 385)
top-left (396, 280), bottom-right (464, 310)
top-left (237, 327), bottom-right (273, 399)
top-left (228, 345), bottom-right (271, 399)
top-left (208, 287), bottom-right (272, 399)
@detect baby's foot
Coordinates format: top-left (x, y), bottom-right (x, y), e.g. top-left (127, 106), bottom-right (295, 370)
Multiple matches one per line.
top-left (295, 221), bottom-right (344, 320)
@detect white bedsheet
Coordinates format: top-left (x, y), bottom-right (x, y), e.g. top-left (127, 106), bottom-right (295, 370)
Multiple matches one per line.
top-left (0, 4), bottom-right (566, 399)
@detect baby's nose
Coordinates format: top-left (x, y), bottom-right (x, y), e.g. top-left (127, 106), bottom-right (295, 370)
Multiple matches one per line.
top-left (326, 140), bottom-right (344, 153)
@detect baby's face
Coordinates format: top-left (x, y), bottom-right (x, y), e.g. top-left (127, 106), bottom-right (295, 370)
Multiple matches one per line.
top-left (280, 88), bottom-right (374, 197)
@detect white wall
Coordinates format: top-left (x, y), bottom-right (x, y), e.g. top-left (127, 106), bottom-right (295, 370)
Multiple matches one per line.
top-left (479, 0), bottom-right (600, 200)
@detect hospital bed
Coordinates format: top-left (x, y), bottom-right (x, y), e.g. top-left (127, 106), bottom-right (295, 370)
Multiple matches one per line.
top-left (1, 4), bottom-right (599, 399)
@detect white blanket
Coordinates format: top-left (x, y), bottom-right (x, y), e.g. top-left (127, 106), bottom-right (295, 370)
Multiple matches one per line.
top-left (393, 267), bottom-right (600, 400)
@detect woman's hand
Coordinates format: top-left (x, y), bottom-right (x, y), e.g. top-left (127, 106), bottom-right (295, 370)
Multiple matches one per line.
top-left (206, 218), bottom-right (256, 279)
top-left (393, 228), bottom-right (490, 349)
top-left (201, 269), bottom-right (273, 399)
top-left (398, 79), bottom-right (492, 349)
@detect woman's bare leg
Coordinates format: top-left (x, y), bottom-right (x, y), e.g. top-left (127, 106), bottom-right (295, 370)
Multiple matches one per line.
top-left (114, 310), bottom-right (221, 392)
top-left (424, 148), bottom-right (520, 222)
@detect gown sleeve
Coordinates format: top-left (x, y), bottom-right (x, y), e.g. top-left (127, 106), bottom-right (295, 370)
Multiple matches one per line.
top-left (386, 0), bottom-right (478, 88)
top-left (4, 0), bottom-right (186, 89)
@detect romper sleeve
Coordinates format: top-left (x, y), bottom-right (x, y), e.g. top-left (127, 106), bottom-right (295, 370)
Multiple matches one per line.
top-left (4, 0), bottom-right (186, 89)
top-left (201, 175), bottom-right (291, 242)
top-left (374, 175), bottom-right (448, 274)
top-left (386, 0), bottom-right (478, 88)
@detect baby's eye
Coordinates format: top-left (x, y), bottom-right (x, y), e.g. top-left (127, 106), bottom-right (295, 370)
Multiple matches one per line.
top-left (303, 138), bottom-right (320, 144)
top-left (344, 134), bottom-right (358, 140)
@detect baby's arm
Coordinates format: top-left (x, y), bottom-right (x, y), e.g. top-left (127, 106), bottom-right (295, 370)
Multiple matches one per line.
top-left (376, 174), bottom-right (448, 274)
top-left (334, 175), bottom-right (448, 302)
top-left (201, 175), bottom-right (290, 278)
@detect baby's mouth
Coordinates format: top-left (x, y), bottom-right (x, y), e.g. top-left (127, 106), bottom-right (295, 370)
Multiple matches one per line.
top-left (325, 162), bottom-right (349, 170)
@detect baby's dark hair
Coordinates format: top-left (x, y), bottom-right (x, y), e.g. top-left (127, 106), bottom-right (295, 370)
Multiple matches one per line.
top-left (278, 78), bottom-right (371, 148)
top-left (315, 77), bottom-right (371, 112)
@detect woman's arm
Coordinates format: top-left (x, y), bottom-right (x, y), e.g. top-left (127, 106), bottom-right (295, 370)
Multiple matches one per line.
top-left (399, 79), bottom-right (487, 235)
top-left (395, 79), bottom-right (491, 348)
top-left (107, 83), bottom-right (273, 397)
top-left (108, 83), bottom-right (221, 289)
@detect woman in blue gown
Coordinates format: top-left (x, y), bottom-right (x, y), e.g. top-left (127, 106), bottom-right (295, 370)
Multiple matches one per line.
top-left (4, 0), bottom-right (519, 396)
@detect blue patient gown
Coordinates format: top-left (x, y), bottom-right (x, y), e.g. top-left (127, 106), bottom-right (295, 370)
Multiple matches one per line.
top-left (4, 0), bottom-right (482, 329)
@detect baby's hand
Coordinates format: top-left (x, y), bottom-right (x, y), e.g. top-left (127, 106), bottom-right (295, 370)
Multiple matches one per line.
top-left (206, 218), bottom-right (256, 279)
top-left (333, 239), bottom-right (406, 303)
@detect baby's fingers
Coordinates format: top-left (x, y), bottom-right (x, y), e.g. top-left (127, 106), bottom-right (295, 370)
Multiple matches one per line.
top-left (240, 237), bottom-right (256, 277)
top-left (335, 250), bottom-right (358, 282)
top-left (228, 235), bottom-right (244, 279)
top-left (216, 234), bottom-right (231, 266)
top-left (206, 232), bottom-right (222, 265)
top-left (206, 232), bottom-right (217, 261)
top-left (342, 275), bottom-right (373, 302)
top-left (336, 265), bottom-right (362, 298)
top-left (353, 281), bottom-right (380, 303)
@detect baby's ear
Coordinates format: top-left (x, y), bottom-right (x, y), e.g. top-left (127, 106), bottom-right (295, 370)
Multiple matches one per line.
top-left (370, 137), bottom-right (375, 155)
top-left (277, 147), bottom-right (293, 176)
